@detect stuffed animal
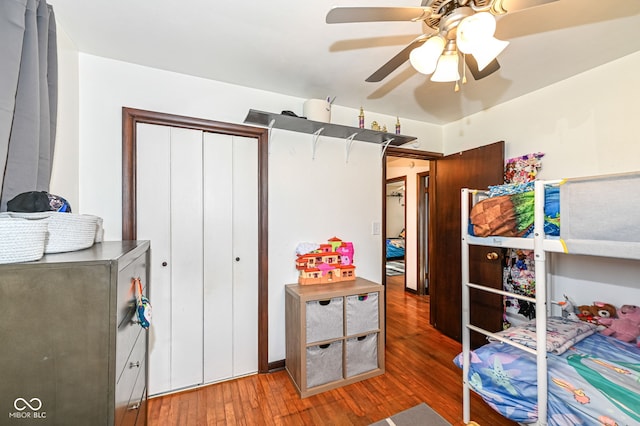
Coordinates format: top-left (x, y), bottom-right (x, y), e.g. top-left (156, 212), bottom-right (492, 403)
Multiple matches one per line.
top-left (555, 295), bottom-right (580, 321)
top-left (577, 302), bottom-right (616, 324)
top-left (598, 304), bottom-right (640, 343)
top-left (577, 304), bottom-right (598, 323)
top-left (593, 302), bottom-right (617, 319)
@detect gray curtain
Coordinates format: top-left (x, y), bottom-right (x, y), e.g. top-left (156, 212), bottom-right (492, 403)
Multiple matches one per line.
top-left (0, 0), bottom-right (57, 211)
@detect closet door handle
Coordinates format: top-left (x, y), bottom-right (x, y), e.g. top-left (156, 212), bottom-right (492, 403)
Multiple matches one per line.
top-left (235, 257), bottom-right (240, 262)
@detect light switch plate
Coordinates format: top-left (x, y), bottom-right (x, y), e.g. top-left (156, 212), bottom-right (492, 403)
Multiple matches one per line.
top-left (372, 221), bottom-right (381, 235)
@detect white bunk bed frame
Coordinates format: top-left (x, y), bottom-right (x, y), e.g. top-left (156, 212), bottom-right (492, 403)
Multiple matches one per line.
top-left (461, 179), bottom-right (563, 426)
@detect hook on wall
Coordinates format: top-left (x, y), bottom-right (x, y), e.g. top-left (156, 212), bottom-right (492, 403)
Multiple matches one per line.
top-left (345, 132), bottom-right (358, 163)
top-left (267, 118), bottom-right (275, 154)
top-left (311, 127), bottom-right (325, 160)
top-left (380, 138), bottom-right (394, 160)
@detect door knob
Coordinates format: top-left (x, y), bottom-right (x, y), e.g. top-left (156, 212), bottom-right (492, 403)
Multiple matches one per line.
top-left (162, 261), bottom-right (168, 267)
top-left (235, 257), bottom-right (240, 262)
top-left (486, 252), bottom-right (499, 260)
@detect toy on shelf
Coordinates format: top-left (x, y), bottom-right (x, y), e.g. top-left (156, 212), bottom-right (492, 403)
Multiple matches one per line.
top-left (295, 237), bottom-right (356, 285)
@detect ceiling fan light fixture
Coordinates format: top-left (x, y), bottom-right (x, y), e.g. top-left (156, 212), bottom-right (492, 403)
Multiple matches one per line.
top-left (409, 35), bottom-right (445, 75)
top-left (472, 37), bottom-right (510, 71)
top-left (456, 12), bottom-right (497, 54)
top-left (430, 52), bottom-right (460, 82)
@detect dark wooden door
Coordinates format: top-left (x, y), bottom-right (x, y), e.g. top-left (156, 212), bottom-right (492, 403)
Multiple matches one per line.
top-left (468, 245), bottom-right (505, 348)
top-left (430, 141), bottom-right (504, 346)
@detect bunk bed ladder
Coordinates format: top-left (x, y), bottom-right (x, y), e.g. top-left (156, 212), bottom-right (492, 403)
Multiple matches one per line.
top-left (461, 183), bottom-right (550, 426)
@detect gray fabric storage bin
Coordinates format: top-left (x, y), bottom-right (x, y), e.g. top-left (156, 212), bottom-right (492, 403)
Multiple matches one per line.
top-left (346, 333), bottom-right (378, 377)
top-left (306, 341), bottom-right (343, 388)
top-left (306, 297), bottom-right (343, 343)
top-left (346, 292), bottom-right (379, 335)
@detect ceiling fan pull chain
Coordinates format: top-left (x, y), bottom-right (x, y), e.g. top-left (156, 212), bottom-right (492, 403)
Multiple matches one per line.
top-left (454, 53), bottom-right (462, 92)
top-left (462, 53), bottom-right (468, 85)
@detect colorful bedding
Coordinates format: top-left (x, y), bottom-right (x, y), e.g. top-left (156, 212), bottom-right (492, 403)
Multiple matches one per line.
top-left (454, 332), bottom-right (640, 425)
top-left (468, 185), bottom-right (560, 238)
top-left (386, 238), bottom-right (405, 260)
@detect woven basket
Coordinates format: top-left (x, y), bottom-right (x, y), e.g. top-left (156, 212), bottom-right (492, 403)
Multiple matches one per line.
top-left (1, 212), bottom-right (102, 254)
top-left (0, 217), bottom-right (48, 264)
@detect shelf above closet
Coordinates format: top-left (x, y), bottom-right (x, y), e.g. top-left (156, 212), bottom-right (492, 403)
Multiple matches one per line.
top-left (244, 109), bottom-right (416, 146)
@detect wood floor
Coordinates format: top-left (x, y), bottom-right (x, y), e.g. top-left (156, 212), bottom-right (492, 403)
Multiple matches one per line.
top-left (147, 275), bottom-right (517, 426)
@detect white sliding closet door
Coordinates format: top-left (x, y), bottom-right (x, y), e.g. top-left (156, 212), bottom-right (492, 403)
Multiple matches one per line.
top-left (169, 127), bottom-right (204, 390)
top-left (137, 123), bottom-right (258, 396)
top-left (229, 136), bottom-right (259, 377)
top-left (203, 133), bottom-right (258, 382)
top-left (137, 123), bottom-right (172, 394)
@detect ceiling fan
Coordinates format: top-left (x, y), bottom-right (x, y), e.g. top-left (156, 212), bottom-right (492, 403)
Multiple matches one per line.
top-left (326, 0), bottom-right (557, 87)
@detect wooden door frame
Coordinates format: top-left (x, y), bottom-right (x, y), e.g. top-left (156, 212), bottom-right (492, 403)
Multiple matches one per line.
top-left (382, 146), bottom-right (442, 292)
top-left (121, 107), bottom-right (271, 374)
top-left (416, 170), bottom-right (430, 296)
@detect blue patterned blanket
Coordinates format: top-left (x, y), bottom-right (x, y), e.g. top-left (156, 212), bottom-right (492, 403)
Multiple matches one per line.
top-left (454, 332), bottom-right (640, 425)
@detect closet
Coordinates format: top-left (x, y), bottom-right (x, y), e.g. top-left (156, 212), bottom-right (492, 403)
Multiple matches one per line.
top-left (136, 123), bottom-right (258, 396)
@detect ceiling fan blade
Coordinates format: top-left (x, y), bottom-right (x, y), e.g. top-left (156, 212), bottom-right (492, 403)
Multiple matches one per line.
top-left (365, 35), bottom-right (429, 83)
top-left (326, 7), bottom-right (431, 24)
top-left (493, 0), bottom-right (558, 14)
top-left (465, 54), bottom-right (500, 80)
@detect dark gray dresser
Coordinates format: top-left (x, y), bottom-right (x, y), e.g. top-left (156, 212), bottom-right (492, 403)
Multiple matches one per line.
top-left (0, 240), bottom-right (150, 425)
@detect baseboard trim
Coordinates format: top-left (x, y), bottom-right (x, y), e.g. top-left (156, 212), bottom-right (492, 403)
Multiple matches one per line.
top-left (268, 359), bottom-right (285, 372)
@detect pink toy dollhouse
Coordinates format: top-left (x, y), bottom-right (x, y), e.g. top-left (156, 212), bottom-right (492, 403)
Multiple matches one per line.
top-left (296, 237), bottom-right (356, 285)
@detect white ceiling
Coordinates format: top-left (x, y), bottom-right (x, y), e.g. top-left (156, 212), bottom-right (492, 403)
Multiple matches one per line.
top-left (47, 0), bottom-right (640, 125)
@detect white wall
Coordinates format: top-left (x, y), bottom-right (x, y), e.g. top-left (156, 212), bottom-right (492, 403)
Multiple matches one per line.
top-left (49, 25), bottom-right (79, 210)
top-left (443, 52), bottom-right (640, 179)
top-left (69, 53), bottom-right (440, 362)
top-left (443, 51), bottom-right (640, 311)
